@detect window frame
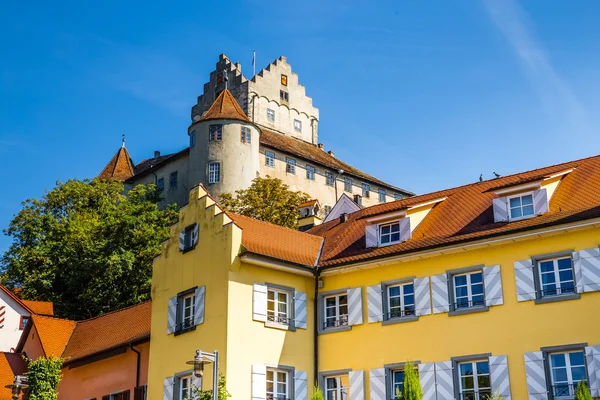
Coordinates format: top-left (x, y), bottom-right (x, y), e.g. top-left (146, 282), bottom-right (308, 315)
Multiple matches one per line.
top-left (182, 223), bottom-right (197, 253)
top-left (447, 266), bottom-right (489, 316)
top-left (344, 177), bottom-right (352, 193)
top-left (266, 367), bottom-right (291, 400)
top-left (190, 130), bottom-right (196, 147)
top-left (320, 291), bottom-right (349, 333)
top-left (286, 158), bottom-right (296, 175)
top-left (456, 359), bottom-right (492, 400)
top-left (319, 371), bottom-right (350, 400)
top-left (306, 165), bottom-right (316, 181)
top-left (452, 271), bottom-right (485, 310)
top-left (157, 177), bottom-right (165, 192)
top-left (325, 172), bottom-right (335, 187)
top-left (383, 361), bottom-right (421, 400)
top-left (507, 191), bottom-right (535, 221)
top-left (378, 221), bottom-right (401, 246)
top-left (169, 171), bottom-right (178, 190)
top-left (281, 74), bottom-right (288, 86)
top-left (361, 183), bottom-right (370, 198)
top-left (538, 257), bottom-right (576, 299)
top-left (541, 344), bottom-right (589, 399)
top-left (178, 374), bottom-right (193, 400)
top-left (386, 282), bottom-right (416, 321)
top-left (394, 193), bottom-right (403, 201)
top-left (241, 126), bottom-right (252, 144)
top-left (294, 119), bottom-right (302, 132)
top-left (208, 161), bottom-right (221, 184)
top-left (19, 316), bottom-right (29, 331)
top-left (378, 189), bottom-right (387, 203)
top-left (265, 151), bottom-right (275, 168)
top-left (280, 90), bottom-right (289, 103)
top-left (267, 108), bottom-right (275, 122)
top-left (209, 124), bottom-right (223, 141)
top-left (532, 251), bottom-right (580, 304)
top-left (175, 287), bottom-right (197, 336)
top-left (267, 288), bottom-right (291, 327)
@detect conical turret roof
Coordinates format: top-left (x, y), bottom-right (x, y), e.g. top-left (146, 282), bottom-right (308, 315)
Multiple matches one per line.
top-left (98, 146), bottom-right (135, 181)
top-left (199, 90), bottom-right (250, 123)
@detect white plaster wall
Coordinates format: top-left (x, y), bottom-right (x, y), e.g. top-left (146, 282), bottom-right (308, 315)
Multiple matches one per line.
top-left (0, 291), bottom-right (29, 352)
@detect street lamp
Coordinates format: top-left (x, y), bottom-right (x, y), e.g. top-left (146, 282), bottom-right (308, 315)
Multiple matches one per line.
top-left (5, 375), bottom-right (28, 400)
top-left (187, 350), bottom-right (219, 400)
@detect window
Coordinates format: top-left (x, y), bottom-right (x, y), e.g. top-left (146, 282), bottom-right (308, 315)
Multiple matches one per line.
top-left (110, 391), bottom-right (130, 400)
top-left (209, 124), bottom-right (223, 141)
top-left (379, 189), bottom-right (387, 203)
top-left (508, 193), bottom-right (534, 220)
top-left (306, 165), bottom-right (315, 181)
top-left (19, 316), bottom-right (29, 330)
top-left (324, 294), bottom-right (348, 329)
top-left (344, 178), bottom-right (352, 193)
top-left (324, 205), bottom-right (332, 216)
top-left (208, 162), bottom-right (221, 184)
top-left (157, 177), bottom-right (164, 192)
top-left (549, 351), bottom-right (587, 398)
top-left (394, 193), bottom-right (403, 201)
top-left (190, 130), bottom-right (196, 147)
top-left (457, 360), bottom-right (491, 400)
top-left (294, 119), bottom-right (302, 132)
top-left (180, 293), bottom-right (195, 330)
top-left (286, 158), bottom-right (296, 174)
top-left (267, 109), bottom-right (275, 121)
top-left (387, 283), bottom-right (415, 319)
top-left (325, 172), bottom-right (335, 186)
top-left (280, 90), bottom-right (289, 102)
top-left (169, 171), bottom-right (178, 190)
top-left (379, 221), bottom-right (400, 245)
top-left (325, 375), bottom-right (349, 400)
top-left (281, 74), bottom-right (288, 86)
top-left (241, 127), bottom-right (252, 144)
top-left (179, 375), bottom-right (192, 400)
top-left (453, 271), bottom-right (484, 309)
top-left (538, 257), bottom-right (575, 298)
top-left (182, 224), bottom-right (197, 252)
top-left (391, 370), bottom-right (405, 399)
top-left (265, 151), bottom-right (275, 167)
top-left (267, 288), bottom-right (290, 325)
top-left (362, 183), bottom-right (370, 198)
top-left (267, 369), bottom-right (289, 400)
top-left (134, 385), bottom-right (147, 400)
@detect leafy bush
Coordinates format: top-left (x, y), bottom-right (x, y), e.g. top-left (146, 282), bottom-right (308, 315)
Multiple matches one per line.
top-left (27, 356), bottom-right (63, 400)
top-left (574, 381), bottom-right (592, 400)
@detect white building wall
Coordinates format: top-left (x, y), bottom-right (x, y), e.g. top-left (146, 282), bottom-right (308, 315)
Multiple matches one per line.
top-left (0, 291), bottom-right (29, 352)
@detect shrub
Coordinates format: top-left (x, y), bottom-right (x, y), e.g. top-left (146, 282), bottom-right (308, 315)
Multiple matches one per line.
top-left (402, 361), bottom-right (422, 400)
top-left (574, 381), bottom-right (593, 400)
top-left (27, 356), bottom-right (63, 400)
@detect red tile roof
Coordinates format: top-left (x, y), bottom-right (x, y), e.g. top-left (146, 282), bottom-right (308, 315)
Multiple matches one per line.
top-left (0, 353), bottom-right (27, 400)
top-left (21, 300), bottom-right (53, 317)
top-left (30, 315), bottom-right (76, 357)
top-left (199, 90), bottom-right (250, 123)
top-left (299, 199), bottom-right (319, 208)
top-left (127, 148), bottom-right (189, 182)
top-left (310, 154), bottom-right (600, 267)
top-left (98, 146), bottom-right (135, 181)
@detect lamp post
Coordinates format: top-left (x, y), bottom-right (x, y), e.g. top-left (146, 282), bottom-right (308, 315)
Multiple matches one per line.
top-left (187, 350), bottom-right (219, 400)
top-left (5, 375), bottom-right (28, 400)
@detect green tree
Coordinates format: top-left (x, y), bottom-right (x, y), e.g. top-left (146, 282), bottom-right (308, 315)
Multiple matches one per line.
top-left (402, 361), bottom-right (422, 400)
top-left (310, 383), bottom-right (325, 400)
top-left (219, 176), bottom-right (310, 229)
top-left (187, 375), bottom-right (231, 400)
top-left (574, 381), bottom-right (593, 400)
top-left (27, 356), bottom-right (63, 400)
top-left (1, 179), bottom-right (178, 320)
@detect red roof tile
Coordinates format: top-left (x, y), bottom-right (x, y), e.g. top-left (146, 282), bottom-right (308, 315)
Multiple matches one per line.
top-left (21, 300), bottom-right (53, 317)
top-left (199, 90), bottom-right (250, 123)
top-left (30, 315), bottom-right (76, 357)
top-left (0, 353), bottom-right (27, 400)
top-left (98, 146), bottom-right (135, 181)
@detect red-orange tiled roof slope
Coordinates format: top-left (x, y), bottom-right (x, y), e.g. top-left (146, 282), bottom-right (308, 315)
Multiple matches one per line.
top-left (230, 213), bottom-right (323, 267)
top-left (21, 300), bottom-right (53, 316)
top-left (310, 154), bottom-right (600, 267)
top-left (98, 146), bottom-right (135, 181)
top-left (0, 353), bottom-right (27, 400)
top-left (199, 90), bottom-right (250, 122)
top-left (30, 315), bottom-right (76, 357)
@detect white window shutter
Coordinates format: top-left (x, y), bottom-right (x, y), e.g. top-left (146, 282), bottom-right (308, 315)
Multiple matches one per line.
top-left (347, 287), bottom-right (363, 325)
top-left (493, 197), bottom-right (509, 222)
top-left (524, 352), bottom-right (548, 400)
top-left (179, 231), bottom-right (186, 251)
top-left (573, 248), bottom-right (600, 293)
top-left (253, 284), bottom-right (268, 322)
top-left (414, 277), bottom-right (432, 316)
top-left (431, 274), bottom-right (449, 314)
top-left (192, 223), bottom-right (199, 246)
top-left (349, 370), bottom-right (365, 400)
top-left (294, 370), bottom-right (308, 400)
top-left (369, 369), bottom-right (385, 400)
top-left (434, 361), bottom-right (454, 400)
top-left (294, 291), bottom-right (307, 329)
top-left (194, 286), bottom-right (205, 325)
top-left (483, 265), bottom-right (504, 306)
top-left (533, 188), bottom-right (549, 215)
top-left (365, 225), bottom-right (378, 248)
top-left (514, 260), bottom-right (536, 301)
top-left (585, 346), bottom-right (600, 397)
top-left (418, 363), bottom-right (436, 400)
top-left (367, 284), bottom-right (383, 323)
top-left (252, 364), bottom-right (267, 400)
top-left (489, 355), bottom-right (512, 399)
top-left (163, 376), bottom-right (174, 400)
top-left (167, 297), bottom-right (177, 335)
top-left (399, 217), bottom-right (411, 242)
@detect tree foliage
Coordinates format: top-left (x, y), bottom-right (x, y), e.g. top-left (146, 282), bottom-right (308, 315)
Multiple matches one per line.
top-left (188, 375), bottom-right (231, 400)
top-left (310, 383), bottom-right (325, 400)
top-left (219, 176), bottom-right (310, 229)
top-left (1, 179), bottom-right (178, 320)
top-left (401, 361), bottom-right (422, 400)
top-left (27, 356), bottom-right (63, 400)
top-left (574, 381), bottom-right (593, 400)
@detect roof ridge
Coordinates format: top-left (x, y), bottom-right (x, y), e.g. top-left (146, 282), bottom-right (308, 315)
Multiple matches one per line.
top-left (75, 300), bottom-right (151, 324)
top-left (32, 314), bottom-right (75, 323)
top-left (230, 212), bottom-right (322, 239)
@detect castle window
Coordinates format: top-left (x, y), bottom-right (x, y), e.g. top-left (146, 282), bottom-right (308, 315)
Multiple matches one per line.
top-left (157, 177), bottom-right (164, 192)
top-left (209, 124), bottom-right (223, 141)
top-left (190, 130), bottom-right (196, 147)
top-left (362, 183), bottom-right (370, 198)
top-left (344, 177), bottom-right (352, 193)
top-left (394, 193), bottom-right (403, 201)
top-left (281, 74), bottom-right (288, 86)
top-left (378, 189), bottom-right (387, 203)
top-left (240, 127), bottom-right (251, 144)
top-left (267, 109), bottom-right (275, 122)
top-left (306, 165), bottom-right (315, 181)
top-left (294, 119), bottom-right (302, 132)
top-left (325, 172), bottom-right (335, 186)
top-left (280, 90), bottom-right (289, 103)
top-left (286, 158), bottom-right (296, 175)
top-left (208, 162), bottom-right (221, 184)
top-left (265, 151), bottom-right (275, 168)
top-left (169, 172), bottom-right (178, 190)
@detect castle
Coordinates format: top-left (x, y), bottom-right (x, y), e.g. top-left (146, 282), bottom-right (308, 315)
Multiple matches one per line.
top-left (99, 54), bottom-right (413, 218)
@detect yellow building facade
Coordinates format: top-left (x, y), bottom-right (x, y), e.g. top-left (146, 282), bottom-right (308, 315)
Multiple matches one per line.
top-left (149, 154), bottom-right (600, 400)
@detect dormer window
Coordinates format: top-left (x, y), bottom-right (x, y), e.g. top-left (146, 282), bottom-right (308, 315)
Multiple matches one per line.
top-left (365, 214), bottom-right (411, 248)
top-left (493, 189), bottom-right (548, 223)
top-left (379, 221), bottom-right (401, 245)
top-left (508, 192), bottom-right (534, 220)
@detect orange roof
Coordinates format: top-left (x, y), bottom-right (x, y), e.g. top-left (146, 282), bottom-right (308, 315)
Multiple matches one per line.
top-left (310, 153), bottom-right (600, 267)
top-left (0, 353), bottom-right (27, 400)
top-left (98, 146), bottom-right (135, 181)
top-left (230, 213), bottom-right (323, 267)
top-left (299, 199), bottom-right (319, 208)
top-left (21, 300), bottom-right (53, 316)
top-left (199, 90), bottom-right (250, 123)
top-left (30, 315), bottom-right (76, 357)
top-left (62, 301), bottom-right (151, 363)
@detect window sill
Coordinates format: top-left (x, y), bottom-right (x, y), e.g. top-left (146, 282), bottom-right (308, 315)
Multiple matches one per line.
top-left (182, 245), bottom-right (196, 254)
top-left (382, 316), bottom-right (418, 326)
top-left (535, 293), bottom-right (580, 304)
top-left (318, 326), bottom-right (351, 335)
top-left (174, 325), bottom-right (196, 336)
top-left (448, 306), bottom-right (489, 316)
top-left (265, 321), bottom-right (296, 332)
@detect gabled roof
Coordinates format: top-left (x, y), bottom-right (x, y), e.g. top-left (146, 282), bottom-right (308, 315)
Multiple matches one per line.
top-left (323, 193), bottom-right (361, 223)
top-left (199, 90), bottom-right (250, 123)
top-left (98, 146), bottom-right (135, 181)
top-left (0, 353), bottom-right (27, 400)
top-left (310, 153), bottom-right (600, 267)
top-left (0, 285), bottom-right (53, 316)
top-left (28, 315), bottom-right (76, 357)
top-left (126, 148), bottom-right (190, 182)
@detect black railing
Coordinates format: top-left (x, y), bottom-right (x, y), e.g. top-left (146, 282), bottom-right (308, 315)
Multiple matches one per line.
top-left (323, 315), bottom-right (349, 329)
top-left (552, 382), bottom-right (585, 397)
top-left (266, 395), bottom-right (290, 400)
top-left (540, 285), bottom-right (576, 298)
top-left (267, 315), bottom-right (291, 325)
top-left (386, 308), bottom-right (416, 320)
top-left (176, 319), bottom-right (195, 332)
top-left (454, 299), bottom-right (485, 310)
top-left (458, 390), bottom-right (491, 400)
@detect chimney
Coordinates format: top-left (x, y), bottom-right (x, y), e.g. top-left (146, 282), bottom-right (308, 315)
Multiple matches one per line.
top-left (318, 143), bottom-right (324, 150)
top-left (339, 213), bottom-right (348, 223)
top-left (353, 194), bottom-right (362, 207)
top-left (154, 150), bottom-right (161, 158)
top-left (327, 150), bottom-right (335, 158)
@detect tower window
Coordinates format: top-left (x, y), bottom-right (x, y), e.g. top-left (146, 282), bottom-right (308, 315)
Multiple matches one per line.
top-left (306, 165), bottom-right (315, 181)
top-left (281, 74), bottom-right (288, 86)
top-left (169, 171), bottom-right (178, 190)
top-left (241, 127), bottom-right (251, 144)
top-left (190, 130), bottom-right (196, 148)
top-left (344, 177), bottom-right (352, 193)
top-left (267, 109), bottom-right (275, 122)
top-left (362, 183), bottom-right (370, 198)
top-left (208, 162), bottom-right (221, 184)
top-left (280, 90), bottom-right (289, 103)
top-left (286, 158), bottom-right (296, 175)
top-left (209, 124), bottom-right (223, 141)
top-left (294, 120), bottom-right (302, 132)
top-left (265, 151), bottom-right (275, 167)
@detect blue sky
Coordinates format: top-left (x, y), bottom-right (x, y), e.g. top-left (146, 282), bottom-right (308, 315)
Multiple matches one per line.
top-left (2, 0), bottom-right (600, 251)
